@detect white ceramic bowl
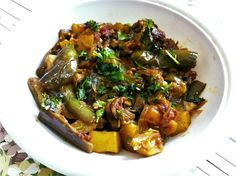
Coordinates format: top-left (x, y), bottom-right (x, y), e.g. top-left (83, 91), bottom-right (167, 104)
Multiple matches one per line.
top-left (0, 0), bottom-right (230, 175)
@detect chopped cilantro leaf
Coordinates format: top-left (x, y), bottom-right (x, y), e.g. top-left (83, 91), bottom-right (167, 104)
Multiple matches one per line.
top-left (146, 18), bottom-right (154, 29)
top-left (97, 85), bottom-right (107, 95)
top-left (93, 100), bottom-right (106, 109)
top-left (112, 83), bottom-right (141, 99)
top-left (140, 19), bottom-right (159, 51)
top-left (76, 77), bottom-right (92, 100)
top-left (147, 82), bottom-right (161, 94)
top-left (85, 20), bottom-right (99, 31)
top-left (142, 82), bottom-right (170, 99)
top-left (95, 108), bottom-right (105, 123)
top-left (113, 85), bottom-right (128, 93)
top-left (77, 88), bottom-right (86, 100)
top-left (117, 31), bottom-right (130, 40)
top-left (161, 83), bottom-right (170, 95)
top-left (78, 50), bottom-right (87, 58)
top-left (96, 62), bottom-right (125, 82)
top-left (94, 47), bottom-right (116, 62)
top-left (41, 93), bottom-right (62, 112)
top-left (93, 100), bottom-right (106, 123)
top-left (78, 50), bottom-right (89, 60)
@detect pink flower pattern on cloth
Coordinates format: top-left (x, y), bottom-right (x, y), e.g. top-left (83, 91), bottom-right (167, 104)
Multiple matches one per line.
top-left (0, 123), bottom-right (64, 176)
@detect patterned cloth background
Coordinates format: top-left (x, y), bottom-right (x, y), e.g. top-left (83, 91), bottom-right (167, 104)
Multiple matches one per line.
top-left (0, 123), bottom-right (63, 176)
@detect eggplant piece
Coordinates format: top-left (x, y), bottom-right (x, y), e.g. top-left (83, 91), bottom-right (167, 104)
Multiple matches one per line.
top-left (40, 46), bottom-right (78, 90)
top-left (36, 52), bottom-right (57, 78)
top-left (64, 96), bottom-right (96, 123)
top-left (38, 110), bottom-right (93, 153)
top-left (159, 50), bottom-right (197, 68)
top-left (131, 50), bottom-right (157, 66)
top-left (28, 77), bottom-right (45, 107)
top-left (131, 49), bottom-right (197, 69)
top-left (185, 80), bottom-right (206, 103)
top-left (63, 86), bottom-right (96, 123)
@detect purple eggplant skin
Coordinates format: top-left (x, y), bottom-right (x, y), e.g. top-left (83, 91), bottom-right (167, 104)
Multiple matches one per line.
top-left (38, 110), bottom-right (93, 153)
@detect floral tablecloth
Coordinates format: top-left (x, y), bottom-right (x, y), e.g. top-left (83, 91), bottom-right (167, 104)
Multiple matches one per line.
top-left (0, 123), bottom-right (63, 176)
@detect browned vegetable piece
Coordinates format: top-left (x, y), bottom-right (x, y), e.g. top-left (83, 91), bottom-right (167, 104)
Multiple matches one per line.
top-left (120, 123), bottom-right (138, 151)
top-left (183, 101), bottom-right (197, 111)
top-left (71, 120), bottom-right (97, 133)
top-left (71, 23), bottom-right (86, 34)
top-left (38, 110), bottom-right (93, 153)
top-left (90, 131), bottom-right (121, 153)
top-left (173, 111), bottom-right (191, 135)
top-left (138, 105), bottom-right (161, 132)
top-left (133, 95), bottom-right (145, 113)
top-left (105, 97), bottom-right (135, 130)
top-left (162, 120), bottom-right (178, 136)
top-left (77, 33), bottom-right (94, 52)
top-left (27, 77), bottom-right (45, 107)
top-left (168, 79), bottom-right (187, 97)
top-left (130, 129), bottom-right (163, 156)
top-left (36, 53), bottom-right (56, 78)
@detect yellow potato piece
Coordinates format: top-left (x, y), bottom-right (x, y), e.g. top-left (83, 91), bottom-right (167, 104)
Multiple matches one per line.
top-left (174, 111), bottom-right (191, 135)
top-left (90, 131), bottom-right (121, 153)
top-left (120, 123), bottom-right (138, 151)
top-left (77, 34), bottom-right (94, 51)
top-left (130, 129), bottom-right (163, 156)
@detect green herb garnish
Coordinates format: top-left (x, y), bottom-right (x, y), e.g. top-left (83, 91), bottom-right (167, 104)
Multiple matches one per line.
top-left (78, 50), bottom-right (87, 58)
top-left (140, 19), bottom-right (159, 51)
top-left (96, 62), bottom-right (125, 82)
top-left (41, 93), bottom-right (62, 112)
top-left (77, 88), bottom-right (86, 100)
top-left (93, 100), bottom-right (106, 123)
top-left (76, 77), bottom-right (92, 100)
top-left (147, 82), bottom-right (161, 94)
top-left (117, 31), bottom-right (130, 41)
top-left (78, 50), bottom-right (89, 60)
top-left (113, 85), bottom-right (128, 93)
top-left (97, 85), bottom-right (107, 95)
top-left (85, 20), bottom-right (99, 32)
top-left (146, 18), bottom-right (154, 29)
top-left (94, 47), bottom-right (117, 64)
top-left (95, 109), bottom-right (105, 122)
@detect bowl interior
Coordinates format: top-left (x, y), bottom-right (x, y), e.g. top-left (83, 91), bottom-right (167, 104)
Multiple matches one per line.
top-left (0, 0), bottom-right (228, 175)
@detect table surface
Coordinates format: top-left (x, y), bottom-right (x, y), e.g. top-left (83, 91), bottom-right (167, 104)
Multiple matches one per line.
top-left (0, 0), bottom-right (236, 176)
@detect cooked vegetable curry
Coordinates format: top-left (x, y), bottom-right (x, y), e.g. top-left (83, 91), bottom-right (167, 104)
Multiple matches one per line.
top-left (28, 19), bottom-right (206, 156)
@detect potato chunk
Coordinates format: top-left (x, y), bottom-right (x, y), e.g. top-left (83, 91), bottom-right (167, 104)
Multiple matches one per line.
top-left (90, 131), bottom-right (121, 153)
top-left (130, 129), bottom-right (163, 156)
top-left (120, 123), bottom-right (138, 151)
top-left (174, 111), bottom-right (191, 135)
